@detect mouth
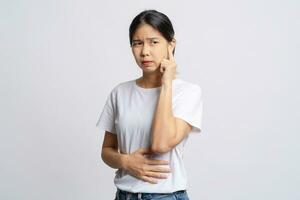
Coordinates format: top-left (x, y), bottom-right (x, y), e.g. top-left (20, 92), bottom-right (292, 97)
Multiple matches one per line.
top-left (142, 61), bottom-right (153, 65)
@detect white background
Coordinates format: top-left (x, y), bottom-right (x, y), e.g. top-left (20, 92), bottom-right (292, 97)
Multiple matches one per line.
top-left (1, 0), bottom-right (299, 199)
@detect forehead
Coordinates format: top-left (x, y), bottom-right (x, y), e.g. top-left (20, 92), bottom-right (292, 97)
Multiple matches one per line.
top-left (132, 24), bottom-right (164, 39)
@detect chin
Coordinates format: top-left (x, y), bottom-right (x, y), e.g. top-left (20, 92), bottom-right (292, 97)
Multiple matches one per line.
top-left (142, 67), bottom-right (160, 74)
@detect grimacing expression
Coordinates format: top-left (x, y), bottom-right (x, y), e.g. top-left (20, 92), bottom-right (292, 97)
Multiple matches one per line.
top-left (131, 24), bottom-right (174, 73)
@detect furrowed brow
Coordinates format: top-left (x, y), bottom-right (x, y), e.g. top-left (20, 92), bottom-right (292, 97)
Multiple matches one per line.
top-left (147, 37), bottom-right (159, 40)
top-left (132, 37), bottom-right (159, 42)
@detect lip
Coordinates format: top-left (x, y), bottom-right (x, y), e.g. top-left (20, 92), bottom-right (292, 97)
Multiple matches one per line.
top-left (142, 61), bottom-right (153, 64)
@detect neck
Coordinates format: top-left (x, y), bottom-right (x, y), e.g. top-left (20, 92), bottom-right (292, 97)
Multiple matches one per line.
top-left (137, 72), bottom-right (176, 88)
top-left (136, 71), bottom-right (162, 88)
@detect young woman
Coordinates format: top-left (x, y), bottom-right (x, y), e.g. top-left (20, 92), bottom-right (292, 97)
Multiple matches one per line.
top-left (96, 9), bottom-right (203, 200)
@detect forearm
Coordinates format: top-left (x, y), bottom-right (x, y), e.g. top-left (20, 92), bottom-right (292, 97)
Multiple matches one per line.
top-left (101, 147), bottom-right (128, 170)
top-left (151, 80), bottom-right (176, 153)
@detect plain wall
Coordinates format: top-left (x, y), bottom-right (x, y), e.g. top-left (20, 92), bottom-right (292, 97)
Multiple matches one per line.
top-left (1, 0), bottom-right (299, 199)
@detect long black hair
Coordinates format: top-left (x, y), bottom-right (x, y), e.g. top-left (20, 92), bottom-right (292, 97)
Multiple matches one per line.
top-left (129, 10), bottom-right (176, 55)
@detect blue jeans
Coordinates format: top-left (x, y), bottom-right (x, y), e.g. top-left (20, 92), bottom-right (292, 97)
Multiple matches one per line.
top-left (114, 188), bottom-right (190, 200)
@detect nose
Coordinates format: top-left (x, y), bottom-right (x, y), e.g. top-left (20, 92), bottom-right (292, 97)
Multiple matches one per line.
top-left (141, 43), bottom-right (150, 57)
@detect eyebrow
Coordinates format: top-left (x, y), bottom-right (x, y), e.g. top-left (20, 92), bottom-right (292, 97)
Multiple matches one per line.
top-left (132, 37), bottom-right (160, 42)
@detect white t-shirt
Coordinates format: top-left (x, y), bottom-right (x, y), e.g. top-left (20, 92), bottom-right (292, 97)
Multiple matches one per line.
top-left (96, 77), bottom-right (203, 193)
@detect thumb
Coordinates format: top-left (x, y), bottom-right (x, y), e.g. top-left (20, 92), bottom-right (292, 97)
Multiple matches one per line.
top-left (137, 147), bottom-right (152, 155)
top-left (160, 65), bottom-right (164, 73)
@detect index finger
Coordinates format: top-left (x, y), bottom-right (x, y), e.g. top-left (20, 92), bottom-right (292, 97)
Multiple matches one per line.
top-left (167, 44), bottom-right (174, 61)
top-left (146, 159), bottom-right (169, 165)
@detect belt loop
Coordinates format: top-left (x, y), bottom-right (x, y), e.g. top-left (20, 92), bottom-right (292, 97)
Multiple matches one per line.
top-left (138, 193), bottom-right (142, 200)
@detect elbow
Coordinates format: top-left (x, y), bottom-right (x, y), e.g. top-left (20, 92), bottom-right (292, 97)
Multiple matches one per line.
top-left (101, 147), bottom-right (110, 163)
top-left (150, 144), bottom-right (172, 154)
top-left (101, 148), bottom-right (105, 162)
top-left (151, 129), bottom-right (176, 154)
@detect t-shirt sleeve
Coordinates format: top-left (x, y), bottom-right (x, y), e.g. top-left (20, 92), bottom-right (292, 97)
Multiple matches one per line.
top-left (172, 85), bottom-right (203, 134)
top-left (95, 89), bottom-right (117, 134)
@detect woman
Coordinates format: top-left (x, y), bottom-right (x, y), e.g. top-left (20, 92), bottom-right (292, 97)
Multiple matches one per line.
top-left (96, 9), bottom-right (203, 200)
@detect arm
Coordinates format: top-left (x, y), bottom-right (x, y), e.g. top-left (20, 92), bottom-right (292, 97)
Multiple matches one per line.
top-left (101, 131), bottom-right (171, 184)
top-left (101, 131), bottom-right (127, 169)
top-left (150, 80), bottom-right (192, 154)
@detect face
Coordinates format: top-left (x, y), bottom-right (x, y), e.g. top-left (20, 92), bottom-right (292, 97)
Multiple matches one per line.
top-left (131, 24), bottom-right (174, 73)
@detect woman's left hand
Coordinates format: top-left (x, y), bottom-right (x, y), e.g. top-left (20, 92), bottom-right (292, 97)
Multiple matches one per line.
top-left (160, 44), bottom-right (177, 84)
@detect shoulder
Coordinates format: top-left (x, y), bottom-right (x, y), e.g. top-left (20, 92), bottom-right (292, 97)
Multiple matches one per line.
top-left (109, 79), bottom-right (135, 94)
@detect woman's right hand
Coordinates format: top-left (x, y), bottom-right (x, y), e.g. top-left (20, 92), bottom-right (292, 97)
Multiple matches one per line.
top-left (122, 147), bottom-right (171, 184)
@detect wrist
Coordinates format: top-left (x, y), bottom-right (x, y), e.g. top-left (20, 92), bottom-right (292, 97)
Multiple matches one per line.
top-left (120, 154), bottom-right (129, 170)
top-left (162, 80), bottom-right (173, 90)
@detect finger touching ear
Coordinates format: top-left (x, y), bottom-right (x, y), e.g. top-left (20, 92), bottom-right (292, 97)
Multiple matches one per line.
top-left (168, 39), bottom-right (176, 56)
top-left (167, 44), bottom-right (175, 61)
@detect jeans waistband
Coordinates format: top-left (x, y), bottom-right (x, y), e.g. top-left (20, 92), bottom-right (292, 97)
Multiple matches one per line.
top-left (117, 188), bottom-right (186, 195)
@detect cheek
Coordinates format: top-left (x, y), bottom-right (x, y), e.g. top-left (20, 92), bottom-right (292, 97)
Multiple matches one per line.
top-left (132, 50), bottom-right (140, 60)
top-left (158, 46), bottom-right (168, 57)
top-left (153, 48), bottom-right (167, 62)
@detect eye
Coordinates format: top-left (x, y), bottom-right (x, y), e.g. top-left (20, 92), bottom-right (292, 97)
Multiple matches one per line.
top-left (132, 41), bottom-right (143, 46)
top-left (151, 41), bottom-right (159, 44)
